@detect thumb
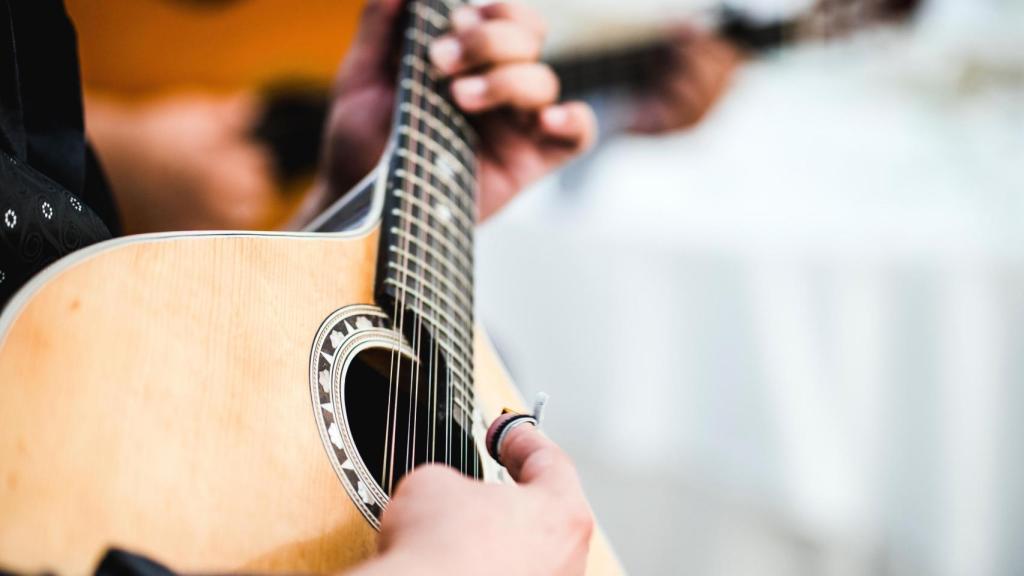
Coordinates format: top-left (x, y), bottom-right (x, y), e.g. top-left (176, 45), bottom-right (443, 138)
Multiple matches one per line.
top-left (216, 90), bottom-right (261, 134)
top-left (338, 0), bottom-right (405, 89)
top-left (486, 414), bottom-right (579, 492)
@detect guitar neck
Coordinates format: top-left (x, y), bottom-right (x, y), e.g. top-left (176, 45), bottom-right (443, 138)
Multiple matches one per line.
top-left (550, 1), bottom-right (917, 100)
top-left (550, 41), bottom-right (675, 102)
top-left (375, 0), bottom-right (478, 412)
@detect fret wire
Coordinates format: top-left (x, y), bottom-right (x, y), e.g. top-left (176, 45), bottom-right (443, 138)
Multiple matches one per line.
top-left (387, 245), bottom-right (473, 309)
top-left (424, 10), bottom-right (476, 472)
top-left (389, 180), bottom-right (473, 256)
top-left (426, 0), bottom-right (459, 18)
top-left (402, 54), bottom-right (439, 84)
top-left (398, 109), bottom-right (472, 171)
top-left (389, 212), bottom-right (473, 273)
top-left (395, 148), bottom-right (473, 206)
top-left (397, 91), bottom-right (476, 159)
top-left (385, 282), bottom-right (475, 362)
top-left (397, 100), bottom-right (477, 176)
top-left (450, 390), bottom-right (472, 418)
top-left (385, 258), bottom-right (473, 329)
top-left (406, 2), bottom-right (454, 461)
top-left (448, 359), bottom-right (473, 387)
top-left (401, 73), bottom-right (474, 138)
top-left (445, 385), bottom-right (473, 423)
top-left (389, 194), bottom-right (473, 268)
top-left (411, 2), bottom-right (449, 33)
top-left (381, 0), bottom-right (479, 415)
top-left (383, 278), bottom-right (473, 366)
top-left (426, 0), bottom-right (475, 383)
top-left (392, 0), bottom-right (429, 404)
top-left (417, 0), bottom-right (458, 22)
top-left (412, 81), bottom-right (476, 148)
top-left (384, 232), bottom-right (473, 317)
top-left (387, 248), bottom-right (475, 309)
top-left (397, 127), bottom-right (475, 182)
top-left (393, 169), bottom-right (474, 231)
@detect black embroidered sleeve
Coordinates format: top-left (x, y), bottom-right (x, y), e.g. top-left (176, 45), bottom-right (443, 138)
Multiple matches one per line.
top-left (0, 0), bottom-right (117, 306)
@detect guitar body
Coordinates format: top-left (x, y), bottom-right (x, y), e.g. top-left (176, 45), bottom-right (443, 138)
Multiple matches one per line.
top-left (0, 0), bottom-right (625, 572)
top-left (0, 227), bottom-right (620, 574)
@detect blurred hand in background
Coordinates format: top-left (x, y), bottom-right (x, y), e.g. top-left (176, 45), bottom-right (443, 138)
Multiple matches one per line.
top-left (86, 92), bottom-right (280, 233)
top-left (628, 26), bottom-right (742, 134)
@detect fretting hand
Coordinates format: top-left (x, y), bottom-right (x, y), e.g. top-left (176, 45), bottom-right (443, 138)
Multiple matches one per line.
top-left (313, 0), bottom-right (597, 223)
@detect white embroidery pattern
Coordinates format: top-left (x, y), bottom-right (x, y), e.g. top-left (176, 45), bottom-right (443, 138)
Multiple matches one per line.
top-left (4, 209), bottom-right (15, 229)
top-left (41, 202), bottom-right (53, 220)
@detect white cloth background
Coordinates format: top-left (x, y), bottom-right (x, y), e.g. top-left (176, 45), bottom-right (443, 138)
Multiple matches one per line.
top-left (477, 1), bottom-right (1024, 573)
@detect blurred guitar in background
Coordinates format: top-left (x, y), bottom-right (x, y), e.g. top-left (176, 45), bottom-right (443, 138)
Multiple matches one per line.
top-left (69, 0), bottom-right (920, 232)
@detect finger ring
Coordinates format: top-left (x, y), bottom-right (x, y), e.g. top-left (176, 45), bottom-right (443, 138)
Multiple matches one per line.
top-left (487, 392), bottom-right (549, 465)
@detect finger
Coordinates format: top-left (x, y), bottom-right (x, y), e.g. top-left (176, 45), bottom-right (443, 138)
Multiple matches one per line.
top-left (667, 23), bottom-right (704, 46)
top-left (430, 20), bottom-right (542, 76)
top-left (391, 463), bottom-right (465, 500)
top-left (672, 42), bottom-right (735, 123)
top-left (628, 98), bottom-right (671, 134)
top-left (338, 0), bottom-right (404, 87)
top-left (538, 102), bottom-right (597, 154)
top-left (380, 464), bottom-right (466, 550)
top-left (451, 63), bottom-right (558, 113)
top-left (475, 2), bottom-right (547, 39)
top-left (217, 91), bottom-right (262, 134)
top-left (490, 417), bottom-right (580, 491)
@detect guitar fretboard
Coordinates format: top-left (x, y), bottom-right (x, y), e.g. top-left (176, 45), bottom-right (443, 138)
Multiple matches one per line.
top-left (377, 0), bottom-right (477, 427)
top-left (550, 41), bottom-right (674, 102)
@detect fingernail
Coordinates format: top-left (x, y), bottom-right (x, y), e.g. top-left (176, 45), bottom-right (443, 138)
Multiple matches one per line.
top-left (453, 76), bottom-right (488, 103)
top-left (451, 6), bottom-right (482, 31)
top-left (429, 37), bottom-right (462, 73)
top-left (542, 106), bottom-right (568, 128)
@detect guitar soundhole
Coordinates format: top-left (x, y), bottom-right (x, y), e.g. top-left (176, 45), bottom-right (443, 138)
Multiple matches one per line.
top-left (344, 345), bottom-right (482, 495)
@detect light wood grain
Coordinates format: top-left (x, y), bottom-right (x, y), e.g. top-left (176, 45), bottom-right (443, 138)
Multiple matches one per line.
top-left (0, 230), bottom-right (621, 575)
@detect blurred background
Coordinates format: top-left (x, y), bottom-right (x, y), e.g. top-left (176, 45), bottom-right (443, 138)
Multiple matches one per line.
top-left (480, 1), bottom-right (1024, 574)
top-left (66, 0), bottom-right (1024, 573)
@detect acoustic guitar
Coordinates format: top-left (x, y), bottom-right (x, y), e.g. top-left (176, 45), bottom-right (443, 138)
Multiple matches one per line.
top-left (0, 0), bottom-right (621, 573)
top-left (549, 0), bottom-right (921, 101)
top-left (252, 0), bottom-right (922, 192)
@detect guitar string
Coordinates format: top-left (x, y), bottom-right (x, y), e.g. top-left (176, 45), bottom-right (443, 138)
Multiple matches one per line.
top-left (455, 0), bottom-right (478, 479)
top-left (389, 2), bottom-right (429, 493)
top-left (381, 0), bottom-right (879, 491)
top-left (402, 0), bottom-right (461, 482)
top-left (426, 0), bottom-right (454, 475)
top-left (406, 0), bottom-right (431, 481)
top-left (436, 0), bottom-right (470, 476)
top-left (435, 0), bottom-right (457, 476)
top-left (439, 0), bottom-right (473, 479)
top-left (419, 0), bottom-right (442, 471)
top-left (444, 0), bottom-right (468, 475)
top-left (442, 0), bottom-right (468, 475)
top-left (385, 3), bottom-right (421, 494)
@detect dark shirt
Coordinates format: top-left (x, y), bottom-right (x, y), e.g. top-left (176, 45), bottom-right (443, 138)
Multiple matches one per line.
top-left (0, 3), bottom-right (245, 573)
top-left (0, 549), bottom-right (175, 576)
top-left (0, 0), bottom-right (119, 306)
